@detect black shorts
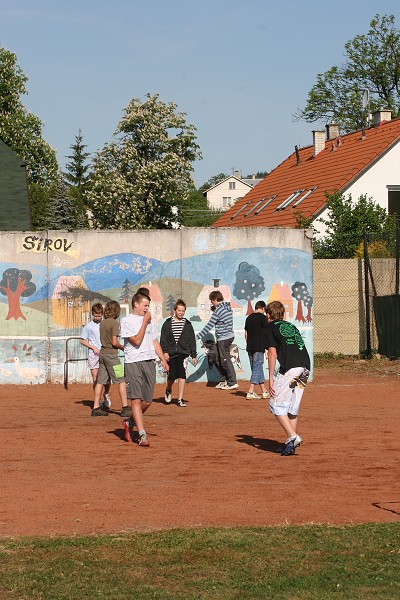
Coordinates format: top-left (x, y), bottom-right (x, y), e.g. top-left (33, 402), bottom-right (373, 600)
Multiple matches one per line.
top-left (168, 354), bottom-right (188, 381)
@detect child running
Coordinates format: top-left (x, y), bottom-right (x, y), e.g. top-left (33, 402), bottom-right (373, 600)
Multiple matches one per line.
top-left (160, 299), bottom-right (197, 407)
top-left (265, 300), bottom-right (310, 456)
top-left (80, 303), bottom-right (111, 410)
top-left (92, 300), bottom-right (130, 418)
top-left (120, 291), bottom-right (169, 446)
top-left (244, 300), bottom-right (269, 399)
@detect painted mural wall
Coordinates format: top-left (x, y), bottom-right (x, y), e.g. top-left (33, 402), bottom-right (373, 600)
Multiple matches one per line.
top-left (0, 228), bottom-right (313, 385)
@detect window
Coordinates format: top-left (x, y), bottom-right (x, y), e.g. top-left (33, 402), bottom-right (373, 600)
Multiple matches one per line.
top-left (387, 186), bottom-right (400, 216)
top-left (229, 201), bottom-right (251, 220)
top-left (254, 195), bottom-right (277, 215)
top-left (292, 187), bottom-right (317, 208)
top-left (223, 197), bottom-right (232, 207)
top-left (244, 198), bottom-right (265, 217)
top-left (276, 190), bottom-right (305, 211)
top-left (229, 182), bottom-right (236, 190)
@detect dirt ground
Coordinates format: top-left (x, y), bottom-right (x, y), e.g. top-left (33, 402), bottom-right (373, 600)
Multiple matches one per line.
top-left (1, 362), bottom-right (400, 537)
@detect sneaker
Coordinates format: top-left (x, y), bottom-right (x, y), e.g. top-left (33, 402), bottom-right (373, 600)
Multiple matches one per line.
top-left (277, 435), bottom-right (303, 454)
top-left (138, 433), bottom-right (150, 447)
top-left (165, 388), bottom-right (172, 403)
top-left (123, 419), bottom-right (133, 443)
top-left (215, 381), bottom-right (227, 389)
top-left (177, 399), bottom-right (187, 407)
top-left (103, 394), bottom-right (112, 409)
top-left (91, 407), bottom-right (108, 417)
top-left (262, 391), bottom-right (270, 399)
top-left (120, 406), bottom-right (131, 418)
top-left (246, 392), bottom-right (260, 399)
top-left (224, 383), bottom-right (239, 390)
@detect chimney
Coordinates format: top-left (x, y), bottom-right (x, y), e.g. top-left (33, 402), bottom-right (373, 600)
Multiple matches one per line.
top-left (373, 109), bottom-right (392, 127)
top-left (326, 123), bottom-right (340, 140)
top-left (213, 278), bottom-right (220, 288)
top-left (312, 130), bottom-right (325, 157)
top-left (233, 170), bottom-right (241, 179)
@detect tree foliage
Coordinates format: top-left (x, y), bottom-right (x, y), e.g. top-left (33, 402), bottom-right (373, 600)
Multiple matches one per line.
top-left (295, 14), bottom-right (400, 131)
top-left (65, 129), bottom-right (90, 192)
top-left (313, 192), bottom-right (396, 258)
top-left (175, 186), bottom-right (221, 227)
top-left (44, 174), bottom-right (87, 230)
top-left (88, 93), bottom-right (202, 229)
top-left (0, 47), bottom-right (58, 185)
top-left (198, 173), bottom-right (228, 192)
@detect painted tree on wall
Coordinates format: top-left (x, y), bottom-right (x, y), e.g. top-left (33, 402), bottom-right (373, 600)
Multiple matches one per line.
top-left (119, 279), bottom-right (135, 303)
top-left (233, 262), bottom-right (265, 315)
top-left (291, 282), bottom-right (312, 323)
top-left (0, 268), bottom-right (36, 321)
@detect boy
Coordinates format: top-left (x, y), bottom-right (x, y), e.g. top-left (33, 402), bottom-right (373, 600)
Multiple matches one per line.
top-left (196, 290), bottom-right (238, 390)
top-left (92, 301), bottom-right (130, 418)
top-left (160, 299), bottom-right (197, 407)
top-left (244, 300), bottom-right (269, 399)
top-left (120, 291), bottom-right (169, 447)
top-left (80, 303), bottom-right (111, 410)
top-left (265, 300), bottom-right (310, 456)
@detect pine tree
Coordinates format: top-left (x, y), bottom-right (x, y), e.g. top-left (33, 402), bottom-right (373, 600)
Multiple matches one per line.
top-left (45, 174), bottom-right (86, 230)
top-left (65, 129), bottom-right (90, 191)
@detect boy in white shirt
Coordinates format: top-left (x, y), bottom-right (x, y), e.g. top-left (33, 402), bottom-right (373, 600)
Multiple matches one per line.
top-left (120, 291), bottom-right (169, 447)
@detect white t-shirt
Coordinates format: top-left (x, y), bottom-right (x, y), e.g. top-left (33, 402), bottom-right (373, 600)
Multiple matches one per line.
top-left (80, 320), bottom-right (101, 356)
top-left (120, 313), bottom-right (158, 363)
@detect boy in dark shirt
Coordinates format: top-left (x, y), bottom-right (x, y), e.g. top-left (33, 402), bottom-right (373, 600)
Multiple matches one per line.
top-left (244, 300), bottom-right (269, 399)
top-left (265, 301), bottom-right (310, 456)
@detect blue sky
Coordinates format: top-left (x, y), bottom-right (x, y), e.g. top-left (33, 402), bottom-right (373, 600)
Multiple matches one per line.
top-left (2, 0), bottom-right (400, 186)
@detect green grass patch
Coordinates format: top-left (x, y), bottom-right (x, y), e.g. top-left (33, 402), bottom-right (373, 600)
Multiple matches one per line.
top-left (0, 523), bottom-right (399, 599)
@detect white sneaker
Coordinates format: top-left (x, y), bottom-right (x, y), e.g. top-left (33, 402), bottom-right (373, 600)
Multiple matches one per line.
top-left (103, 394), bottom-right (111, 409)
top-left (215, 381), bottom-right (227, 389)
top-left (294, 434), bottom-right (303, 448)
top-left (246, 392), bottom-right (260, 399)
top-left (165, 388), bottom-right (172, 403)
top-left (262, 391), bottom-right (270, 399)
top-left (225, 383), bottom-right (239, 390)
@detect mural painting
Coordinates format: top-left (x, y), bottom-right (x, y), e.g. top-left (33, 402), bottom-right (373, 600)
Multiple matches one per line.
top-left (0, 229), bottom-right (313, 385)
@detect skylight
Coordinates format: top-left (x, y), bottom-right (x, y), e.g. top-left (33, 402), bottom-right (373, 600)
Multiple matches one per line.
top-left (229, 201), bottom-right (251, 220)
top-left (244, 198), bottom-right (265, 217)
top-left (276, 190), bottom-right (305, 211)
top-left (292, 186), bottom-right (317, 208)
top-left (254, 195), bottom-right (277, 215)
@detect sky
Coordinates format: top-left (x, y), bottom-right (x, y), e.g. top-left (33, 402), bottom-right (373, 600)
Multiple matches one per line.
top-left (2, 0), bottom-right (400, 187)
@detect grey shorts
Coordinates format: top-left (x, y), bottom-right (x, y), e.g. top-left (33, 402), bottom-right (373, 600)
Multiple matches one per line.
top-left (88, 352), bottom-right (100, 370)
top-left (269, 367), bottom-right (309, 416)
top-left (97, 353), bottom-right (125, 385)
top-left (125, 360), bottom-right (156, 402)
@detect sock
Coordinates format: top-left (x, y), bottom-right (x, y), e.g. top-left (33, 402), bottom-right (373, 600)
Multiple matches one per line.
top-left (139, 429), bottom-right (146, 436)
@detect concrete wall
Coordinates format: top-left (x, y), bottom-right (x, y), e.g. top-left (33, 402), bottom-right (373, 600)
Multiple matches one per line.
top-left (0, 228), bottom-right (313, 384)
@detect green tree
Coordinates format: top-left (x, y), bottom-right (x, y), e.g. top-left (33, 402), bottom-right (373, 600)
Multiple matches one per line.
top-left (0, 47), bottom-right (58, 185)
top-left (65, 129), bottom-right (90, 192)
top-left (45, 174), bottom-right (86, 230)
top-left (88, 93), bottom-right (202, 229)
top-left (295, 14), bottom-right (400, 131)
top-left (198, 173), bottom-right (228, 192)
top-left (175, 185), bottom-right (221, 227)
top-left (313, 192), bottom-right (396, 258)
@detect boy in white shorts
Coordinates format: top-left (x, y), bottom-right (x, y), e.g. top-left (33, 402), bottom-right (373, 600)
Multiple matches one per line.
top-left (265, 301), bottom-right (310, 456)
top-left (80, 303), bottom-right (111, 410)
top-left (120, 291), bottom-right (169, 447)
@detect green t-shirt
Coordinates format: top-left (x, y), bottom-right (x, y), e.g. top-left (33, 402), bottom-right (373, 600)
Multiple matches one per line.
top-left (100, 318), bottom-right (119, 356)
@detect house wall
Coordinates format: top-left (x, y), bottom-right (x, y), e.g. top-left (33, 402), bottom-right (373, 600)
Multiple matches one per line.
top-left (314, 140), bottom-right (400, 238)
top-left (0, 228), bottom-right (313, 385)
top-left (207, 177), bottom-right (253, 210)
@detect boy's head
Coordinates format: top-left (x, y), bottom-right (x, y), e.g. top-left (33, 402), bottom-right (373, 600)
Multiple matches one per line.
top-left (174, 299), bottom-right (186, 319)
top-left (209, 290), bottom-right (223, 307)
top-left (132, 291), bottom-right (150, 315)
top-left (266, 301), bottom-right (285, 321)
top-left (136, 287), bottom-right (150, 298)
top-left (255, 300), bottom-right (266, 312)
top-left (91, 303), bottom-right (103, 323)
top-left (104, 300), bottom-right (121, 320)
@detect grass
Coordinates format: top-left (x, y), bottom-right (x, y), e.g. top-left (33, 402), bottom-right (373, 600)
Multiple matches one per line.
top-left (0, 524), bottom-right (399, 599)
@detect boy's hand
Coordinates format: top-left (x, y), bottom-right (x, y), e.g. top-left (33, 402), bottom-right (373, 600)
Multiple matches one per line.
top-left (192, 357), bottom-right (198, 366)
top-left (143, 311), bottom-right (152, 325)
top-left (164, 352), bottom-right (170, 361)
top-left (161, 359), bottom-right (169, 372)
top-left (94, 348), bottom-right (100, 355)
top-left (269, 379), bottom-right (275, 398)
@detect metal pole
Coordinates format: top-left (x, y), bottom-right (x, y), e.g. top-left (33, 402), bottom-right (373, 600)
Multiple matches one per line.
top-left (363, 230), bottom-right (372, 358)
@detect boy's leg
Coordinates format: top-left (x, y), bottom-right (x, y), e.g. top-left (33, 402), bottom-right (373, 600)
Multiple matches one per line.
top-left (274, 414), bottom-right (297, 439)
top-left (177, 378), bottom-right (185, 401)
top-left (217, 339), bottom-right (237, 385)
top-left (93, 382), bottom-right (103, 409)
top-left (90, 368), bottom-right (98, 389)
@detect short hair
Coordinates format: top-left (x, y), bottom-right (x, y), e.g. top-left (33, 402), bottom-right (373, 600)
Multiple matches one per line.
top-left (255, 300), bottom-right (266, 311)
top-left (209, 290), bottom-right (223, 302)
top-left (92, 303), bottom-right (103, 315)
top-left (132, 291), bottom-right (151, 307)
top-left (104, 300), bottom-right (121, 319)
top-left (266, 301), bottom-right (285, 321)
top-left (136, 287), bottom-right (150, 298)
top-left (174, 299), bottom-right (186, 310)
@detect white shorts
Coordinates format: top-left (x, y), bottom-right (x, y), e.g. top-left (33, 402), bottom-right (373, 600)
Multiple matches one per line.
top-left (88, 352), bottom-right (100, 370)
top-left (269, 367), bottom-right (309, 416)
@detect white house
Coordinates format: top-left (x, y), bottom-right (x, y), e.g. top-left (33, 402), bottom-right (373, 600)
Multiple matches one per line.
top-left (204, 172), bottom-right (263, 211)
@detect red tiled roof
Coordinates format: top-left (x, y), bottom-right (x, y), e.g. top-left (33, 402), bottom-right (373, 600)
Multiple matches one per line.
top-left (212, 119), bottom-right (400, 228)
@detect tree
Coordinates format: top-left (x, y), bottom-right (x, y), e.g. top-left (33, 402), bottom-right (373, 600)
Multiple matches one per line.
top-left (295, 14), bottom-right (400, 131)
top-left (119, 279), bottom-right (135, 303)
top-left (313, 192), bottom-right (396, 258)
top-left (88, 93), bottom-right (202, 229)
top-left (65, 129), bottom-right (90, 193)
top-left (175, 186), bottom-right (221, 227)
top-left (198, 173), bottom-right (228, 192)
top-left (0, 268), bottom-right (36, 320)
top-left (45, 174), bottom-right (86, 230)
top-left (0, 47), bottom-right (58, 185)
top-left (233, 261), bottom-right (265, 314)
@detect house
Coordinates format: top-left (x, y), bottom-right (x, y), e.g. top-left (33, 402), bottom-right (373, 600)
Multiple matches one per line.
top-left (140, 281), bottom-right (163, 322)
top-left (0, 140), bottom-right (31, 231)
top-left (197, 278), bottom-right (244, 321)
top-left (204, 171), bottom-right (263, 211)
top-left (267, 282), bottom-right (294, 319)
top-left (212, 111), bottom-right (400, 235)
top-left (52, 276), bottom-right (90, 328)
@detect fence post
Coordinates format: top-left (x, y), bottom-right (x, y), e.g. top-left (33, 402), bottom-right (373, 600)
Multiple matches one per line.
top-left (363, 230), bottom-right (372, 358)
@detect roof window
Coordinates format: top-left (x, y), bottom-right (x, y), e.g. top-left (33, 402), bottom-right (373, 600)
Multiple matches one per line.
top-left (229, 201), bottom-right (251, 220)
top-left (254, 195), bottom-right (277, 215)
top-left (276, 190), bottom-right (305, 211)
top-left (292, 186), bottom-right (317, 208)
top-left (244, 198), bottom-right (265, 217)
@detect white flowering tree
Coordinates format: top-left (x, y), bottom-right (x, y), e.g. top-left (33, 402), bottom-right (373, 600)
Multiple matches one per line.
top-left (88, 93), bottom-right (202, 229)
top-left (0, 47), bottom-right (58, 186)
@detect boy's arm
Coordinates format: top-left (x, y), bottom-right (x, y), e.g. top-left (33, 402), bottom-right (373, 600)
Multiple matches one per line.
top-left (80, 339), bottom-right (100, 355)
top-left (112, 335), bottom-right (124, 352)
top-left (125, 312), bottom-right (152, 347)
top-left (196, 311), bottom-right (219, 340)
top-left (267, 347), bottom-right (277, 397)
top-left (153, 339), bottom-right (169, 372)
